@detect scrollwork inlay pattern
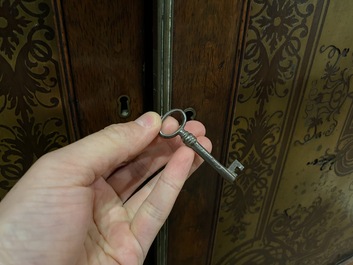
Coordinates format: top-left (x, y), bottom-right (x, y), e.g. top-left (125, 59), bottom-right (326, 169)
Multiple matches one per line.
top-left (217, 0), bottom-right (314, 246)
top-left (213, 0), bottom-right (353, 264)
top-left (0, 0), bottom-right (71, 199)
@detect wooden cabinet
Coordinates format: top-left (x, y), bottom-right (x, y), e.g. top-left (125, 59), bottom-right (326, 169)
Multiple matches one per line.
top-left (2, 0), bottom-right (353, 264)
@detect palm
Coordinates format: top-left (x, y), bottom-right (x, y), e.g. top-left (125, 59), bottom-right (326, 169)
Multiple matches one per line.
top-left (81, 178), bottom-right (145, 265)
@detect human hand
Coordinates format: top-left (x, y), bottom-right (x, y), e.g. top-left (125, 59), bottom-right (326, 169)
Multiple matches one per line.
top-left (0, 112), bottom-right (211, 265)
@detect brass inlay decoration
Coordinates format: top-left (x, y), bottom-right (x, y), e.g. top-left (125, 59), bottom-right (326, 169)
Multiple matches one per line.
top-left (213, 0), bottom-right (353, 264)
top-left (0, 1), bottom-right (74, 199)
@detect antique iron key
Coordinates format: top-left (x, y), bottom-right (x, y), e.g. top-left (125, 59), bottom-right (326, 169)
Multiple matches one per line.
top-left (159, 109), bottom-right (244, 182)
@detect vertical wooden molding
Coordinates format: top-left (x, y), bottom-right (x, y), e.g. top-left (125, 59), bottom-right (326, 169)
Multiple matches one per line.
top-left (155, 1), bottom-right (175, 264)
top-left (52, 0), bottom-right (80, 140)
top-left (155, 0), bottom-right (174, 115)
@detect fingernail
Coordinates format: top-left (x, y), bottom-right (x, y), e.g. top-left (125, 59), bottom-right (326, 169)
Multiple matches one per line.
top-left (135, 112), bottom-right (156, 128)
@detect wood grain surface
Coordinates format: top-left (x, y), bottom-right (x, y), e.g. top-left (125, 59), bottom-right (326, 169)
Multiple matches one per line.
top-left (60, 0), bottom-right (146, 136)
top-left (168, 0), bottom-right (247, 264)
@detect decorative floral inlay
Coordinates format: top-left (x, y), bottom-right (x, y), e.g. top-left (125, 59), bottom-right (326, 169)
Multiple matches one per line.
top-left (239, 0), bottom-right (313, 107)
top-left (0, 117), bottom-right (67, 191)
top-left (256, 0), bottom-right (299, 53)
top-left (0, 0), bottom-right (30, 59)
top-left (0, 0), bottom-right (70, 198)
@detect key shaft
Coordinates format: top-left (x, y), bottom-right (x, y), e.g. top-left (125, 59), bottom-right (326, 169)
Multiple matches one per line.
top-left (178, 129), bottom-right (241, 182)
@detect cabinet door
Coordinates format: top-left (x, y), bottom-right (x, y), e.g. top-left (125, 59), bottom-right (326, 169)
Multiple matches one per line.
top-left (0, 0), bottom-right (155, 263)
top-left (0, 0), bottom-right (147, 198)
top-left (168, 0), bottom-right (353, 264)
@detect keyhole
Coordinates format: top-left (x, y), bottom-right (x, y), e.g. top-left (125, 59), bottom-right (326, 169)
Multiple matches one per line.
top-left (118, 95), bottom-right (131, 118)
top-left (184, 107), bottom-right (196, 121)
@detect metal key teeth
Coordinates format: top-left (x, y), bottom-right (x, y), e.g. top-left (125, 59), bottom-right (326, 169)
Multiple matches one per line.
top-left (228, 159), bottom-right (245, 172)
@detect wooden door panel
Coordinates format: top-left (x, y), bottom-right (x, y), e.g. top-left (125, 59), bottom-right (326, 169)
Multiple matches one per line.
top-left (168, 0), bottom-right (248, 264)
top-left (59, 0), bottom-right (146, 136)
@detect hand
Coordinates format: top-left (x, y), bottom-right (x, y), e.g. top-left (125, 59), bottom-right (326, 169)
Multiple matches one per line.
top-left (0, 112), bottom-right (211, 265)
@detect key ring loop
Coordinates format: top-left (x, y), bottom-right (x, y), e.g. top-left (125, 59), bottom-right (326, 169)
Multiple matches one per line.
top-left (159, 109), bottom-right (187, 139)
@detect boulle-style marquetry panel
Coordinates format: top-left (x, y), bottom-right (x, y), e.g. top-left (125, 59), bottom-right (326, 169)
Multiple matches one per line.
top-left (212, 0), bottom-right (353, 264)
top-left (0, 0), bottom-right (75, 199)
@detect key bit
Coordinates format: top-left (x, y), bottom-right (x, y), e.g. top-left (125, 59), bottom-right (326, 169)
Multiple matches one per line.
top-left (228, 159), bottom-right (245, 172)
top-left (159, 109), bottom-right (244, 182)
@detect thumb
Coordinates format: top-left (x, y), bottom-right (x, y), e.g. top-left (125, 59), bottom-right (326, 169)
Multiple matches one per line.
top-left (33, 112), bottom-right (162, 186)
